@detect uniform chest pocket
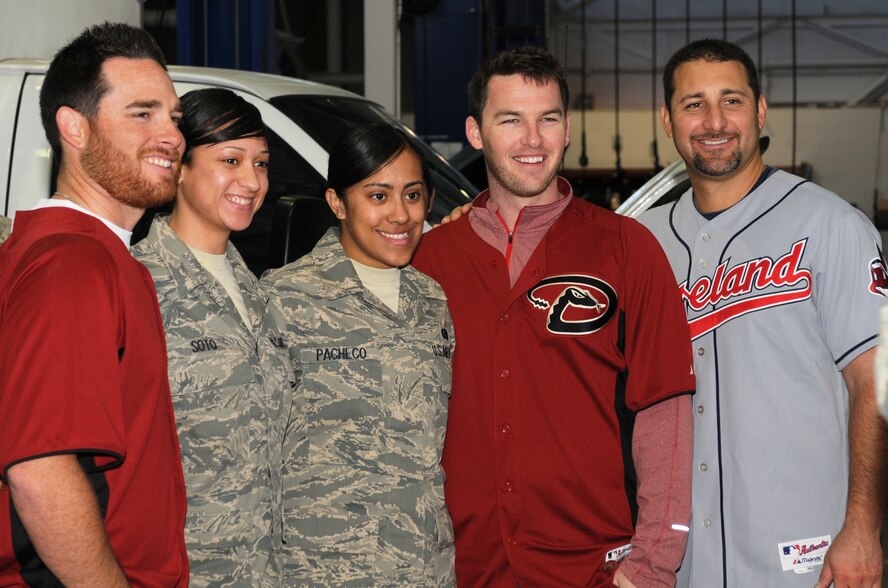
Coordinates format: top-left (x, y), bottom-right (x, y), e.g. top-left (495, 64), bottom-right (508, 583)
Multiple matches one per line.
top-left (167, 333), bottom-right (256, 397)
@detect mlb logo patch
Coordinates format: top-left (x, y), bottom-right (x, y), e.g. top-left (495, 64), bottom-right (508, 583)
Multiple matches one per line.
top-left (777, 535), bottom-right (830, 575)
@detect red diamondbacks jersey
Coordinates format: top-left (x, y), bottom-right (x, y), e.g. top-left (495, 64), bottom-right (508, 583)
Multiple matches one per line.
top-left (413, 196), bottom-right (695, 587)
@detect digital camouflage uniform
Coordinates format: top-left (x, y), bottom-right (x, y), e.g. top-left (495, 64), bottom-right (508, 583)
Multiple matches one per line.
top-left (0, 216), bottom-right (11, 243)
top-left (262, 228), bottom-right (456, 587)
top-left (133, 216), bottom-right (292, 588)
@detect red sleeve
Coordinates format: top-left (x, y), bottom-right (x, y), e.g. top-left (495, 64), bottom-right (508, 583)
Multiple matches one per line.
top-left (0, 235), bottom-right (126, 479)
top-left (621, 218), bottom-right (695, 410)
top-left (619, 394), bottom-right (693, 586)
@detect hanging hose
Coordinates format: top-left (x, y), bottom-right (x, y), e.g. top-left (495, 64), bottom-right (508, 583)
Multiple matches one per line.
top-left (723, 0), bottom-right (728, 40)
top-left (579, 0), bottom-right (589, 169)
top-left (611, 0), bottom-right (624, 209)
top-left (791, 0), bottom-right (798, 173)
top-left (651, 0), bottom-right (661, 172)
top-left (757, 0), bottom-right (763, 72)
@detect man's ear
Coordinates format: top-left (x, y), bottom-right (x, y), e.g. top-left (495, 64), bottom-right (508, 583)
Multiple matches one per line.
top-left (757, 95), bottom-right (768, 130)
top-left (466, 116), bottom-right (483, 150)
top-left (660, 102), bottom-right (674, 139)
top-left (564, 111), bottom-right (571, 148)
top-left (56, 106), bottom-right (89, 151)
top-left (325, 188), bottom-right (346, 220)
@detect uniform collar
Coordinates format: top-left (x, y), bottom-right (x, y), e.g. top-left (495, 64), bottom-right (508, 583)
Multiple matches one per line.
top-left (145, 215), bottom-right (263, 329)
top-left (310, 227), bottom-right (444, 326)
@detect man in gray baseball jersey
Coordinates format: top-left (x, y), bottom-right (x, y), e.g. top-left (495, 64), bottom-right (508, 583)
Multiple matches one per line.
top-left (640, 39), bottom-right (888, 587)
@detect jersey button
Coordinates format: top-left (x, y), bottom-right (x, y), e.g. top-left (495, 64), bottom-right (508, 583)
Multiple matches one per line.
top-left (504, 481), bottom-right (514, 492)
top-left (699, 463), bottom-right (708, 472)
top-left (501, 423), bottom-right (512, 434)
top-left (703, 518), bottom-right (712, 527)
top-left (501, 313), bottom-right (509, 322)
top-left (702, 233), bottom-right (711, 241)
top-left (698, 258), bottom-right (708, 268)
top-left (491, 259), bottom-right (498, 268)
top-left (697, 405), bottom-right (704, 415)
top-left (500, 368), bottom-right (510, 378)
top-left (507, 536), bottom-right (518, 546)
top-left (697, 347), bottom-right (705, 356)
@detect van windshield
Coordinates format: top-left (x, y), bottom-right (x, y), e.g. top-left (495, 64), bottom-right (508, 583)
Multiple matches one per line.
top-left (271, 95), bottom-right (475, 219)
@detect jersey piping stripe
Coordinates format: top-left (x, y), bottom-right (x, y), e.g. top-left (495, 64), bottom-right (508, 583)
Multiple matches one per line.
top-left (668, 177), bottom-right (809, 586)
top-left (717, 179), bottom-right (809, 266)
top-left (835, 333), bottom-right (878, 366)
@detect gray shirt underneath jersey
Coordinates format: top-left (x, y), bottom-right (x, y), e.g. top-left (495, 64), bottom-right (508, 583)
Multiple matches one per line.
top-left (133, 215), bottom-right (292, 588)
top-left (262, 228), bottom-right (456, 587)
top-left (640, 170), bottom-right (885, 587)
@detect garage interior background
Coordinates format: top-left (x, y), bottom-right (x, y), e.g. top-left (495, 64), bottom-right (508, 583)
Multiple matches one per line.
top-left (1, 0), bottom-right (887, 223)
top-left (0, 0), bottom-right (887, 581)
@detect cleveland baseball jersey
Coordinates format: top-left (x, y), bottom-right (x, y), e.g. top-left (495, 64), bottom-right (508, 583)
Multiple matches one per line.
top-left (640, 168), bottom-right (886, 587)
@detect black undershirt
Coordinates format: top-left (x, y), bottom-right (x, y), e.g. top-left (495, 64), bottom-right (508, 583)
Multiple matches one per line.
top-left (698, 165), bottom-right (775, 220)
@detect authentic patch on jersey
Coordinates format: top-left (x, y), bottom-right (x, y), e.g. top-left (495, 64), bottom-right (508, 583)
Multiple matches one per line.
top-left (778, 535), bottom-right (830, 574)
top-left (680, 239), bottom-right (812, 340)
top-left (301, 346), bottom-right (378, 362)
top-left (600, 543), bottom-right (632, 573)
top-left (526, 274), bottom-right (617, 335)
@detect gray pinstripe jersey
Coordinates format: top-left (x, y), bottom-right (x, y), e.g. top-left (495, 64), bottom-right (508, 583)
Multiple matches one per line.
top-left (262, 228), bottom-right (456, 587)
top-left (640, 170), bottom-right (885, 587)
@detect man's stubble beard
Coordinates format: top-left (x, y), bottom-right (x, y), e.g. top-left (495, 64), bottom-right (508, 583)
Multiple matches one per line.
top-left (483, 150), bottom-right (562, 199)
top-left (691, 147), bottom-right (743, 177)
top-left (80, 128), bottom-right (179, 210)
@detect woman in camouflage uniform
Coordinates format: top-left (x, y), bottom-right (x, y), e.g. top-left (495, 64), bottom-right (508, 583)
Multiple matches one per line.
top-left (133, 89), bottom-right (291, 587)
top-left (263, 124), bottom-right (455, 586)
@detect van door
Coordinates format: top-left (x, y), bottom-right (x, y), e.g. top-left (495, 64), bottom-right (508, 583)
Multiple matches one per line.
top-left (5, 71), bottom-right (53, 217)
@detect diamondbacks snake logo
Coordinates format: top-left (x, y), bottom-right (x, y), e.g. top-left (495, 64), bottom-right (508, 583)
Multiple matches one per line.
top-left (526, 274), bottom-right (618, 335)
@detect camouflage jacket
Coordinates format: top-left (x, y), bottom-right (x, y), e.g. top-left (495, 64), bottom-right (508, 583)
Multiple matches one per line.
top-left (0, 216), bottom-right (11, 244)
top-left (133, 216), bottom-right (291, 588)
top-left (262, 228), bottom-right (456, 587)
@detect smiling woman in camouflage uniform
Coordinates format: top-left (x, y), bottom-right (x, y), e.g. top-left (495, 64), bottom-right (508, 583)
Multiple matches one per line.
top-left (132, 89), bottom-right (291, 587)
top-left (262, 123), bottom-right (455, 586)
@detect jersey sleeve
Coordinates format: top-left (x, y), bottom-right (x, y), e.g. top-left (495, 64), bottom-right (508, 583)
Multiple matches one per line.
top-left (621, 219), bottom-right (695, 410)
top-left (815, 209), bottom-right (885, 370)
top-left (0, 236), bottom-right (127, 479)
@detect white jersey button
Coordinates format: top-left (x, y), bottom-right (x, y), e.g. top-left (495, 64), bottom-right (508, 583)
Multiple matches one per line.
top-left (699, 258), bottom-right (708, 268)
top-left (697, 405), bottom-right (704, 414)
top-left (702, 233), bottom-right (711, 241)
top-left (699, 463), bottom-right (708, 472)
top-left (697, 347), bottom-right (705, 356)
top-left (703, 518), bottom-right (711, 527)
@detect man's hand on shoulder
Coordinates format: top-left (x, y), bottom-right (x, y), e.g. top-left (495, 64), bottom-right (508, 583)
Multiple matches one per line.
top-left (815, 525), bottom-right (883, 588)
top-left (434, 202), bottom-right (472, 226)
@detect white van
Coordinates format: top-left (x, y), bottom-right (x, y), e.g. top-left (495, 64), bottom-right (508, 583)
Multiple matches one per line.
top-left (0, 59), bottom-right (476, 274)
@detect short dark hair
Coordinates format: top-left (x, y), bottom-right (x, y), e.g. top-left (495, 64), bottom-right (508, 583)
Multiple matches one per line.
top-left (179, 88), bottom-right (265, 166)
top-left (663, 38), bottom-right (760, 111)
top-left (40, 22), bottom-right (168, 159)
top-left (467, 46), bottom-right (569, 122)
top-left (327, 123), bottom-right (430, 200)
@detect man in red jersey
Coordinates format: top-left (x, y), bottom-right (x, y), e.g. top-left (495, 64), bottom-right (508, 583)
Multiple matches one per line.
top-left (0, 23), bottom-right (189, 587)
top-left (412, 46), bottom-right (695, 587)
